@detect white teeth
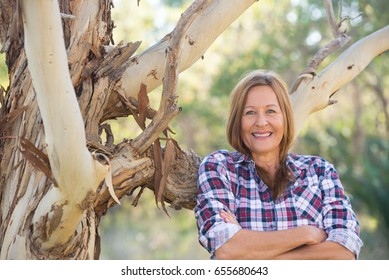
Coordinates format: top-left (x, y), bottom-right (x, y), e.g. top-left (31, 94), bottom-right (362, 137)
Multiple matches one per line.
top-left (253, 132), bottom-right (271, 137)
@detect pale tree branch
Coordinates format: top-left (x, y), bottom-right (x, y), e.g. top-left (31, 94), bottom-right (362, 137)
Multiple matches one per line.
top-left (291, 25), bottom-right (389, 136)
top-left (20, 0), bottom-right (109, 249)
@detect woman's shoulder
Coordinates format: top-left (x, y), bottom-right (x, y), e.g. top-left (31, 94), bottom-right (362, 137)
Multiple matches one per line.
top-left (288, 153), bottom-right (333, 169)
top-left (201, 149), bottom-right (246, 165)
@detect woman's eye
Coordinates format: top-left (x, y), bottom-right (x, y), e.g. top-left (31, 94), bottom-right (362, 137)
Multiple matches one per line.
top-left (244, 110), bottom-right (255, 115)
top-left (266, 109), bottom-right (276, 114)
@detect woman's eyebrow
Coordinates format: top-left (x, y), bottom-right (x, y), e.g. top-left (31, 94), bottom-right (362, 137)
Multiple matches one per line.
top-left (243, 104), bottom-right (279, 108)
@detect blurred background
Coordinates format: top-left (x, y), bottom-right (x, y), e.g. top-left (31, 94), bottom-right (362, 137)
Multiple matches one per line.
top-left (1, 0), bottom-right (388, 259)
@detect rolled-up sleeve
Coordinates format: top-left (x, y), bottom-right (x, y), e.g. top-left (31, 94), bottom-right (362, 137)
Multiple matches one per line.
top-left (194, 153), bottom-right (241, 257)
top-left (321, 163), bottom-right (363, 258)
top-left (327, 227), bottom-right (363, 257)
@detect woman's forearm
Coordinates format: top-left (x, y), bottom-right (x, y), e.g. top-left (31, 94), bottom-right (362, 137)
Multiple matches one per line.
top-left (273, 241), bottom-right (355, 260)
top-left (215, 226), bottom-right (327, 260)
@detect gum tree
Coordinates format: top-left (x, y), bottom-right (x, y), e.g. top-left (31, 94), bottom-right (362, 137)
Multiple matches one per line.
top-left (0, 0), bottom-right (388, 259)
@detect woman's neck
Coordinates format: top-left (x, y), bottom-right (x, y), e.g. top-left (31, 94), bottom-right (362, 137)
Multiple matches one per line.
top-left (252, 154), bottom-right (279, 178)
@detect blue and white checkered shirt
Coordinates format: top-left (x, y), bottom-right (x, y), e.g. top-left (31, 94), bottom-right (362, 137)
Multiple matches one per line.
top-left (194, 150), bottom-right (363, 258)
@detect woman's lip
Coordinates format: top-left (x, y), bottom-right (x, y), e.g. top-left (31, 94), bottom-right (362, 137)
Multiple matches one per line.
top-left (252, 132), bottom-right (272, 137)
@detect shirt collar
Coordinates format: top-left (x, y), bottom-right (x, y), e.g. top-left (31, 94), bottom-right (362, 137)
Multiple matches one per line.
top-left (233, 151), bottom-right (303, 178)
top-left (286, 154), bottom-right (303, 178)
top-left (234, 151), bottom-right (254, 164)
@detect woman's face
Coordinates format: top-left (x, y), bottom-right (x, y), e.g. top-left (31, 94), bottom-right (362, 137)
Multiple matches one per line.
top-left (241, 85), bottom-right (284, 163)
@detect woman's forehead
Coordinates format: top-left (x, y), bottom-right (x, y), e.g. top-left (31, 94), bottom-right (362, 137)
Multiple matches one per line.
top-left (244, 85), bottom-right (279, 106)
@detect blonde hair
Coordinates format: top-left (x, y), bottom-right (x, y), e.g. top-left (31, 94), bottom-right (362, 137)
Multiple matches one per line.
top-left (226, 69), bottom-right (295, 198)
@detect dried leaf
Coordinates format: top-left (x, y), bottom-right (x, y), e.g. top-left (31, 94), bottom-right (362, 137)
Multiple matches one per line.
top-left (19, 138), bottom-right (57, 186)
top-left (0, 106), bottom-right (28, 135)
top-left (157, 139), bottom-right (176, 217)
top-left (162, 126), bottom-right (176, 137)
top-left (153, 138), bottom-right (163, 206)
top-left (168, 137), bottom-right (182, 153)
top-left (137, 83), bottom-right (149, 130)
top-left (128, 106), bottom-right (145, 131)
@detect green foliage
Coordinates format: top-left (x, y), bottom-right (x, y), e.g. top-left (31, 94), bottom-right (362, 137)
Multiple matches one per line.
top-left (357, 138), bottom-right (389, 225)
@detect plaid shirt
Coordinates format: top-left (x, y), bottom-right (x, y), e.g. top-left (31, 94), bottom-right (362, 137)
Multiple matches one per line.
top-left (194, 150), bottom-right (363, 258)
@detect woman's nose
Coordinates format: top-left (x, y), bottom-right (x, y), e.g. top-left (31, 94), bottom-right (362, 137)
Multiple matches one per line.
top-left (255, 114), bottom-right (268, 127)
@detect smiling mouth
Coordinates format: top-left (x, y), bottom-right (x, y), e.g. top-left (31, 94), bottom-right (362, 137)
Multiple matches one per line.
top-left (252, 132), bottom-right (272, 138)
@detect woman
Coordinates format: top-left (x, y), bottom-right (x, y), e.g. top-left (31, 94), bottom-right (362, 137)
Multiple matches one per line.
top-left (194, 69), bottom-right (363, 259)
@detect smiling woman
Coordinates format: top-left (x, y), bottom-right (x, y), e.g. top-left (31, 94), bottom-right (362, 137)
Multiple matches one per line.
top-left (194, 69), bottom-right (363, 260)
top-left (227, 70), bottom-right (295, 200)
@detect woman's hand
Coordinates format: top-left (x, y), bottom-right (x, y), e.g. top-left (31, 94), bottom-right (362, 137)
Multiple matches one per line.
top-left (220, 209), bottom-right (240, 226)
top-left (302, 225), bottom-right (328, 245)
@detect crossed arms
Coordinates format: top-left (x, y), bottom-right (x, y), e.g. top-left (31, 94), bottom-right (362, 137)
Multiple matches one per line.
top-left (215, 210), bottom-right (355, 260)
